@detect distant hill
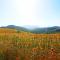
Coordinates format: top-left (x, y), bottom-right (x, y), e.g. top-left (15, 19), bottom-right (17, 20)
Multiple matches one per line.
top-left (0, 25), bottom-right (60, 34)
top-left (31, 26), bottom-right (60, 33)
top-left (1, 25), bottom-right (29, 32)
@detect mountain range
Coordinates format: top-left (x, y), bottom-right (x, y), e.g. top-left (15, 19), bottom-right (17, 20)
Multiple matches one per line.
top-left (1, 25), bottom-right (60, 34)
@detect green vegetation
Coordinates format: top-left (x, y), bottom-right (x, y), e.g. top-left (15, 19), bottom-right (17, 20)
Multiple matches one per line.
top-left (1, 25), bottom-right (60, 33)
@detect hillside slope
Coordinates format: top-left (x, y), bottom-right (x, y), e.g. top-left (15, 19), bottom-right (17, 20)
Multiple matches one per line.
top-left (1, 25), bottom-right (60, 33)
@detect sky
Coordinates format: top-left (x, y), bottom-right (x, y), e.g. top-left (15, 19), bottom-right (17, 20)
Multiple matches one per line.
top-left (0, 0), bottom-right (60, 27)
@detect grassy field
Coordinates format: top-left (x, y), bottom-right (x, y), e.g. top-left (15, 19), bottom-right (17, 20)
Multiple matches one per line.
top-left (0, 28), bottom-right (60, 60)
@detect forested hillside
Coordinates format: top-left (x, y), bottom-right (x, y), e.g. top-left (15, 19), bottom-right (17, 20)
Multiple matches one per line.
top-left (1, 25), bottom-right (60, 33)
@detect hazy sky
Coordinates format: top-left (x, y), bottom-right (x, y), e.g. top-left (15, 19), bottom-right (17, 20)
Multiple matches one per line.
top-left (0, 0), bottom-right (60, 27)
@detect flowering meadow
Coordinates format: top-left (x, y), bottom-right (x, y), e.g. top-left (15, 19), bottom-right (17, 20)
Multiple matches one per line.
top-left (0, 28), bottom-right (60, 60)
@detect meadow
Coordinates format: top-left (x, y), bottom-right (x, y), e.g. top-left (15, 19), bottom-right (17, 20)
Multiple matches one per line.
top-left (0, 28), bottom-right (60, 60)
